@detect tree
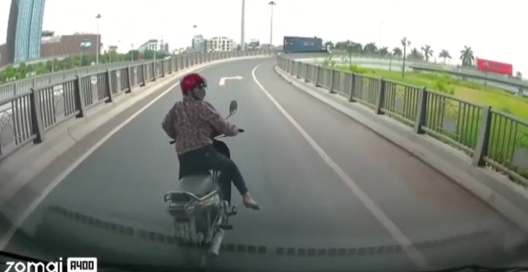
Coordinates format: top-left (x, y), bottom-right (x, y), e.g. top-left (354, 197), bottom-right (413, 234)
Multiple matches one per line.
top-left (392, 47), bottom-right (402, 57)
top-left (378, 47), bottom-right (389, 57)
top-left (421, 45), bottom-right (433, 62)
top-left (408, 48), bottom-right (424, 60)
top-left (460, 46), bottom-right (474, 66)
top-left (439, 49), bottom-right (451, 64)
top-left (363, 42), bottom-right (378, 55)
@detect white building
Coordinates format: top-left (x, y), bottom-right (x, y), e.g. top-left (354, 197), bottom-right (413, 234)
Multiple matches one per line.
top-left (137, 39), bottom-right (159, 52)
top-left (209, 37), bottom-right (235, 52)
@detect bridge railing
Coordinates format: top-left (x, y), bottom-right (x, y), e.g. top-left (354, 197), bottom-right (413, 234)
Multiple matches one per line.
top-left (0, 50), bottom-right (274, 161)
top-left (278, 56), bottom-right (528, 187)
top-left (0, 60), bottom-right (138, 101)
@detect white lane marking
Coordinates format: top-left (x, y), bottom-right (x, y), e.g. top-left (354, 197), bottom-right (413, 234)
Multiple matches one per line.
top-left (218, 76), bottom-right (243, 86)
top-left (251, 64), bottom-right (431, 270)
top-left (0, 68), bottom-right (204, 250)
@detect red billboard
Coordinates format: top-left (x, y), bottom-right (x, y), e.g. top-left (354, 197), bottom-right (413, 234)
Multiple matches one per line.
top-left (476, 58), bottom-right (513, 76)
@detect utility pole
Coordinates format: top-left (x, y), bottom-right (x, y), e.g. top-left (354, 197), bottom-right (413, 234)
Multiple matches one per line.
top-left (268, 1), bottom-right (276, 46)
top-left (241, 0), bottom-right (246, 51)
top-left (95, 14), bottom-right (102, 65)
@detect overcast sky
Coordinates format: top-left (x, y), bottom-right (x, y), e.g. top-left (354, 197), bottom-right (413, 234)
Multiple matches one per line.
top-left (0, 0), bottom-right (525, 73)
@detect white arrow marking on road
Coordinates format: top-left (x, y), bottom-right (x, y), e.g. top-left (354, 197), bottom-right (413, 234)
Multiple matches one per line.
top-left (218, 76), bottom-right (243, 86)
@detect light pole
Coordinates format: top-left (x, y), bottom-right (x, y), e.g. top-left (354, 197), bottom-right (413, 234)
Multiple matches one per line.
top-left (130, 43), bottom-right (134, 61)
top-left (192, 25), bottom-right (197, 51)
top-left (241, 0), bottom-right (246, 51)
top-left (401, 37), bottom-right (411, 78)
top-left (268, 1), bottom-right (276, 46)
top-left (95, 14), bottom-right (102, 65)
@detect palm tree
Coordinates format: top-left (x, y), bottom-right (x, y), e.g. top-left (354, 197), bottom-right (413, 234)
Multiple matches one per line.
top-left (408, 48), bottom-right (424, 60)
top-left (363, 42), bottom-right (378, 55)
top-left (401, 37), bottom-right (411, 77)
top-left (392, 47), bottom-right (402, 57)
top-left (460, 46), bottom-right (474, 66)
top-left (378, 47), bottom-right (389, 57)
top-left (438, 49), bottom-right (451, 64)
top-left (421, 45), bottom-right (433, 62)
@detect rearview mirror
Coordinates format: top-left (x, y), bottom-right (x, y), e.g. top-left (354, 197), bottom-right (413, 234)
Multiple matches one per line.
top-left (229, 100), bottom-right (238, 116)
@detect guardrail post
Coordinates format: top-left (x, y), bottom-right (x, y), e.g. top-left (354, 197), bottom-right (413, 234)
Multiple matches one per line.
top-left (315, 66), bottom-right (321, 87)
top-left (348, 74), bottom-right (356, 102)
top-left (29, 88), bottom-right (45, 143)
top-left (141, 64), bottom-right (147, 86)
top-left (168, 59), bottom-right (172, 74)
top-left (304, 64), bottom-right (309, 82)
top-left (329, 69), bottom-right (336, 94)
top-left (375, 79), bottom-right (386, 114)
top-left (414, 88), bottom-right (428, 134)
top-left (105, 69), bottom-right (113, 103)
top-left (74, 75), bottom-right (86, 118)
top-left (152, 62), bottom-right (157, 81)
top-left (472, 106), bottom-right (492, 167)
top-left (296, 63), bottom-right (303, 79)
top-left (126, 66), bottom-right (133, 93)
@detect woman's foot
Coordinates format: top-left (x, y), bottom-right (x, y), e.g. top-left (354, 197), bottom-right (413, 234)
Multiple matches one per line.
top-left (242, 193), bottom-right (260, 210)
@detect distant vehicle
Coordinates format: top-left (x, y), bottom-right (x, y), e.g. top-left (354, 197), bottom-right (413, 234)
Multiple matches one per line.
top-left (283, 36), bottom-right (326, 53)
top-left (476, 58), bottom-right (513, 76)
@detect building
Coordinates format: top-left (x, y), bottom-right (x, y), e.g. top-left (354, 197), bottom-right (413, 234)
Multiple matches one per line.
top-left (6, 0), bottom-right (47, 64)
top-left (192, 35), bottom-right (206, 52)
top-left (40, 34), bottom-right (100, 58)
top-left (137, 39), bottom-right (158, 52)
top-left (108, 45), bottom-right (118, 53)
top-left (0, 44), bottom-right (7, 67)
top-left (164, 43), bottom-right (169, 53)
top-left (209, 37), bottom-right (235, 52)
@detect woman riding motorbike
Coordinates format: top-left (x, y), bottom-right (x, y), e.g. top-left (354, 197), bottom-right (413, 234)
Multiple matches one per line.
top-left (161, 73), bottom-right (260, 210)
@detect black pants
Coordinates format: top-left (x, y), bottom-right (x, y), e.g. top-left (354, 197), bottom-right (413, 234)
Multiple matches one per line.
top-left (178, 145), bottom-right (249, 204)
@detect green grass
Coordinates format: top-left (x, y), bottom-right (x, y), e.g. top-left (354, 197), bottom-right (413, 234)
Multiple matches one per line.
top-left (337, 64), bottom-right (528, 119)
top-left (328, 64), bottom-right (528, 186)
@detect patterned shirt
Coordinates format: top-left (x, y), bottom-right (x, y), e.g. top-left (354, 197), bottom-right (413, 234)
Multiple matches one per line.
top-left (162, 96), bottom-right (239, 155)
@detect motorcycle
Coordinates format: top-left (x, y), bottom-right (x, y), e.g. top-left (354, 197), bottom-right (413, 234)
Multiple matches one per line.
top-left (163, 100), bottom-right (241, 257)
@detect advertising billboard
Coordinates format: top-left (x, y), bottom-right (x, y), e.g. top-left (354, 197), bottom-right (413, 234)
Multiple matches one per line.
top-left (476, 58), bottom-right (513, 76)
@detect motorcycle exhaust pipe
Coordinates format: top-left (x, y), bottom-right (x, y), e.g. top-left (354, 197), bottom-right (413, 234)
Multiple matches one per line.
top-left (208, 229), bottom-right (225, 256)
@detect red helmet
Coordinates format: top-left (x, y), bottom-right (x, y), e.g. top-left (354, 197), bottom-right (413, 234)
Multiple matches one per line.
top-left (180, 73), bottom-right (207, 95)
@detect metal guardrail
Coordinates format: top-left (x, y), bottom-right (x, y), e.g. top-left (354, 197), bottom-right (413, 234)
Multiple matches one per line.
top-left (0, 61), bottom-right (138, 101)
top-left (0, 50), bottom-right (274, 161)
top-left (278, 56), bottom-right (528, 186)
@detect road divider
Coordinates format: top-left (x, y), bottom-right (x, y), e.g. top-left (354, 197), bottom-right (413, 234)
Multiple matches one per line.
top-left (275, 56), bottom-right (528, 238)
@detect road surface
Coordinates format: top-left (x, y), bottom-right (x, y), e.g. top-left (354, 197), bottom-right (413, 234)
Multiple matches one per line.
top-left (1, 58), bottom-right (526, 272)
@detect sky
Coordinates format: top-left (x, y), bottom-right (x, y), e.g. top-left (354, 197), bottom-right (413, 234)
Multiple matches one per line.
top-left (0, 0), bottom-right (526, 73)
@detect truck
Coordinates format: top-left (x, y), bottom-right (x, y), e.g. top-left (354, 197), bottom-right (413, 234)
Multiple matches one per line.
top-left (283, 36), bottom-right (326, 53)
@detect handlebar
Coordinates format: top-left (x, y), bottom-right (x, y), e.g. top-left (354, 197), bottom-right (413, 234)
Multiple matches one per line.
top-left (169, 128), bottom-right (244, 145)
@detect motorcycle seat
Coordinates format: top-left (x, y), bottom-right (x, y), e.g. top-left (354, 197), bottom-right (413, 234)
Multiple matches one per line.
top-left (175, 175), bottom-right (216, 198)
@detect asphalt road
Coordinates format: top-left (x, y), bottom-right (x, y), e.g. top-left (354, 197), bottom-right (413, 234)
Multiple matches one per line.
top-left (1, 58), bottom-right (527, 272)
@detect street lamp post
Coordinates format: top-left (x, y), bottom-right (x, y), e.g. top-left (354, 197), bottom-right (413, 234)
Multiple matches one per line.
top-left (268, 1), bottom-right (276, 46)
top-left (130, 44), bottom-right (134, 61)
top-left (241, 0), bottom-right (246, 51)
top-left (401, 37), bottom-right (411, 78)
top-left (95, 14), bottom-right (102, 65)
